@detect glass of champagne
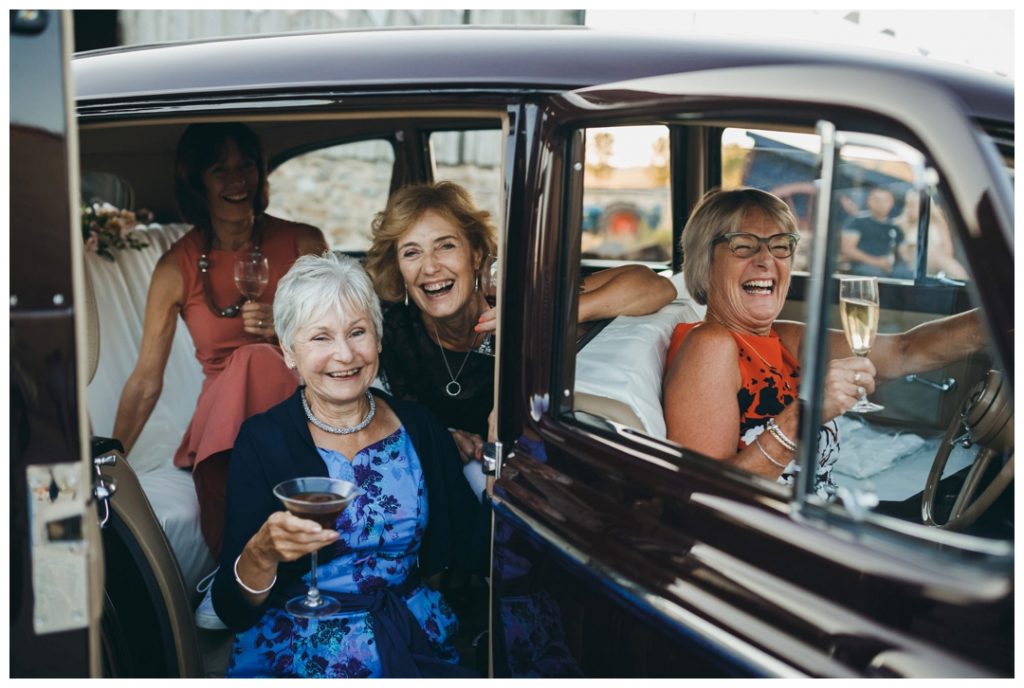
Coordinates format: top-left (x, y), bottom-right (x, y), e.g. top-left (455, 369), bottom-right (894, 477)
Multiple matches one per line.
top-left (272, 476), bottom-right (360, 618)
top-left (839, 276), bottom-right (884, 413)
top-left (234, 255), bottom-right (270, 303)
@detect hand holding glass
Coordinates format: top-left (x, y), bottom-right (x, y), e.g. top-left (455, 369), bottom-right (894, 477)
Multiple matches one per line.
top-left (234, 255), bottom-right (269, 302)
top-left (839, 277), bottom-right (884, 413)
top-left (480, 254), bottom-right (498, 308)
top-left (272, 477), bottom-right (360, 618)
top-left (475, 254), bottom-right (499, 356)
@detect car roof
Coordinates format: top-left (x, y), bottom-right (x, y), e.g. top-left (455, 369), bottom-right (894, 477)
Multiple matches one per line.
top-left (73, 26), bottom-right (1011, 122)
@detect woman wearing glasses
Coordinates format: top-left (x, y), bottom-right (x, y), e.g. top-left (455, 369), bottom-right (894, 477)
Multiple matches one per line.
top-left (662, 188), bottom-right (983, 497)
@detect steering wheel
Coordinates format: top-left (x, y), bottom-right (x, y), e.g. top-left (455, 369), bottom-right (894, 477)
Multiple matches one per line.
top-left (922, 370), bottom-right (1014, 531)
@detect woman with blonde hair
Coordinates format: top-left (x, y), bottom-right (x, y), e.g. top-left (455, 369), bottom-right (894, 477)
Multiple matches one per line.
top-left (366, 181), bottom-right (676, 465)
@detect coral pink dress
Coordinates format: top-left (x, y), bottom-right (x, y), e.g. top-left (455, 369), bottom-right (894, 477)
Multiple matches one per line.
top-left (171, 220), bottom-right (303, 471)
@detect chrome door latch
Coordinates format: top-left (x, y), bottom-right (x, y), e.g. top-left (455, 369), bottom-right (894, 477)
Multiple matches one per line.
top-left (905, 374), bottom-right (956, 393)
top-left (93, 453), bottom-right (118, 528)
top-left (483, 440), bottom-right (503, 478)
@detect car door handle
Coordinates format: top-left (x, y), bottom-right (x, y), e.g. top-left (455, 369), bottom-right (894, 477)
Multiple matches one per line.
top-left (904, 374), bottom-right (956, 393)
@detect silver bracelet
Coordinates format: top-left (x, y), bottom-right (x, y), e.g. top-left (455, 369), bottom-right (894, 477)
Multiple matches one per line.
top-left (234, 554), bottom-right (277, 595)
top-left (753, 436), bottom-right (788, 469)
top-left (766, 417), bottom-right (798, 452)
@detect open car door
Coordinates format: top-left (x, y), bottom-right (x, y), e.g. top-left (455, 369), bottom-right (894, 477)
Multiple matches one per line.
top-left (488, 63), bottom-right (1012, 677)
top-left (10, 10), bottom-right (105, 677)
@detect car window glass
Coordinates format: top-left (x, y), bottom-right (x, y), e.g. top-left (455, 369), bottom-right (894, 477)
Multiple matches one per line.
top-left (266, 139), bottom-right (395, 251)
top-left (566, 122), bottom-right (1010, 545)
top-left (721, 128), bottom-right (970, 281)
top-left (721, 128), bottom-right (820, 273)
top-left (81, 169), bottom-right (134, 210)
top-left (817, 150), bottom-right (1009, 541)
top-left (581, 125), bottom-right (672, 263)
top-left (430, 130), bottom-right (503, 223)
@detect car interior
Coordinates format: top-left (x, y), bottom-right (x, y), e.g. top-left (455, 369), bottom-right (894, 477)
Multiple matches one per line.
top-left (80, 112), bottom-right (508, 674)
top-left (78, 108), bottom-right (1012, 673)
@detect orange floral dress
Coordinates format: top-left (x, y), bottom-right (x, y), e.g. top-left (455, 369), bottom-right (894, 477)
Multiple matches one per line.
top-left (667, 321), bottom-right (840, 497)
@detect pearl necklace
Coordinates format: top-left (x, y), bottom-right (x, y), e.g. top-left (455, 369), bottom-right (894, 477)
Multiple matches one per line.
top-left (707, 313), bottom-right (793, 392)
top-left (301, 388), bottom-right (376, 435)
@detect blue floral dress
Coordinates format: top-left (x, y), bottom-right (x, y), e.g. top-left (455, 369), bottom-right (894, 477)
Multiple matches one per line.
top-left (227, 427), bottom-right (461, 678)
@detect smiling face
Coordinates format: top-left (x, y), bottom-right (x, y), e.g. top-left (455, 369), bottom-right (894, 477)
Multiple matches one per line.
top-left (284, 306), bottom-right (379, 416)
top-left (706, 207), bottom-right (793, 335)
top-left (201, 137), bottom-right (260, 227)
top-left (396, 209), bottom-right (482, 321)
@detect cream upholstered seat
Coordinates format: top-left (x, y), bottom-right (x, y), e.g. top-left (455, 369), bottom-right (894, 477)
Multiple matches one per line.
top-left (85, 223), bottom-right (214, 594)
top-left (574, 273), bottom-right (705, 438)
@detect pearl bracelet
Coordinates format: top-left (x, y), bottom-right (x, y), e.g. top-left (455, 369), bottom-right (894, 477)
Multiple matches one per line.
top-left (765, 417), bottom-right (798, 452)
top-left (753, 436), bottom-right (788, 469)
top-left (234, 554), bottom-right (277, 595)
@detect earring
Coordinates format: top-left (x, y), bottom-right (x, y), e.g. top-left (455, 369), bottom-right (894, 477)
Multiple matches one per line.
top-left (404, 288), bottom-right (408, 306)
top-left (474, 274), bottom-right (480, 292)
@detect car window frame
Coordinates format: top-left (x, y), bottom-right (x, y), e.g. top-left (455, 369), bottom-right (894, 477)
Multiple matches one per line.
top-left (535, 85), bottom-right (1012, 554)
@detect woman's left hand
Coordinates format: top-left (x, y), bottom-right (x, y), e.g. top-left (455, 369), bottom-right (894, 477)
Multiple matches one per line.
top-left (451, 428), bottom-right (484, 464)
top-left (241, 301), bottom-right (276, 341)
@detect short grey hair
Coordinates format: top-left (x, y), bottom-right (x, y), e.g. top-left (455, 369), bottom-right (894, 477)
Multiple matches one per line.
top-left (681, 187), bottom-right (798, 305)
top-left (274, 252), bottom-right (384, 357)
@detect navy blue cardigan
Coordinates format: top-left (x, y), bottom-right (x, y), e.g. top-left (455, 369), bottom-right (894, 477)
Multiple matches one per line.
top-left (211, 386), bottom-right (490, 631)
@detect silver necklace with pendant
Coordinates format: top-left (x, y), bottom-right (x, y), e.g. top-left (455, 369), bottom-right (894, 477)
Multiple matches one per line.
top-left (431, 323), bottom-right (477, 398)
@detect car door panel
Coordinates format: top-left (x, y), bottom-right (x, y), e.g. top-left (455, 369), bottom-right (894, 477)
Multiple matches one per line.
top-left (10, 9), bottom-right (104, 677)
top-left (490, 65), bottom-right (1011, 676)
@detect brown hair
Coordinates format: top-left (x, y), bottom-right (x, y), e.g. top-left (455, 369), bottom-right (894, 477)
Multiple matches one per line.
top-left (173, 122), bottom-right (269, 239)
top-left (366, 181), bottom-right (497, 303)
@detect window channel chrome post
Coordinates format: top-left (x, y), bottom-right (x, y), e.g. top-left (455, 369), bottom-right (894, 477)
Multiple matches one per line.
top-left (796, 121), bottom-right (841, 505)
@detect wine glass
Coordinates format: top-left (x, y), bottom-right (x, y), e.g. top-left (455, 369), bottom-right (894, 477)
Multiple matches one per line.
top-left (839, 276), bottom-right (884, 413)
top-left (480, 254), bottom-right (498, 308)
top-left (272, 476), bottom-right (360, 618)
top-left (475, 254), bottom-right (499, 356)
top-left (234, 255), bottom-right (269, 303)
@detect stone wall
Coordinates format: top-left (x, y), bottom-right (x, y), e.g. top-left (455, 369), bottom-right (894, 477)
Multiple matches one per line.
top-left (120, 9), bottom-right (582, 45)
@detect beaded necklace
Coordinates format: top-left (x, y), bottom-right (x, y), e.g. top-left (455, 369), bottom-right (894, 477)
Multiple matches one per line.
top-left (198, 218), bottom-right (264, 318)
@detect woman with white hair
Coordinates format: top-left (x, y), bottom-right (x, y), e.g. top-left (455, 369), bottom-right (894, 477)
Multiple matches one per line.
top-left (211, 252), bottom-right (486, 678)
top-left (662, 188), bottom-right (984, 498)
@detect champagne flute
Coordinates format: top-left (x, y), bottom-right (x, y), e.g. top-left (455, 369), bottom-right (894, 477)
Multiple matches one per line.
top-left (839, 276), bottom-right (884, 413)
top-left (475, 254), bottom-right (498, 356)
top-left (272, 477), bottom-right (360, 618)
top-left (234, 255), bottom-right (269, 303)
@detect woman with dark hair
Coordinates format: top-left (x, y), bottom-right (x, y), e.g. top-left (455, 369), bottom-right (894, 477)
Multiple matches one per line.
top-left (112, 122), bottom-right (327, 566)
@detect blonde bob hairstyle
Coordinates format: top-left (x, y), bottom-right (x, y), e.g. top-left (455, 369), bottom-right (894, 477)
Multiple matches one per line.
top-left (365, 181), bottom-right (497, 303)
top-left (681, 187), bottom-right (799, 306)
top-left (273, 252), bottom-right (384, 359)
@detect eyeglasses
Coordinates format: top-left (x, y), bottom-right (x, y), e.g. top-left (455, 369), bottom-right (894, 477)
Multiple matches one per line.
top-left (714, 232), bottom-right (800, 259)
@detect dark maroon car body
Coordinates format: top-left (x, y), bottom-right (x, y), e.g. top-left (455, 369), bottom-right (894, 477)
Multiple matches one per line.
top-left (10, 12), bottom-right (1013, 677)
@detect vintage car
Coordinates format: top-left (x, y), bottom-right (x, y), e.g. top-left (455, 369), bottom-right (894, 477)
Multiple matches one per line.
top-left (10, 10), bottom-right (1013, 678)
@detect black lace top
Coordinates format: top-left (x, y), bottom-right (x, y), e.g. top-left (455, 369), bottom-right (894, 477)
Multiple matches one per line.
top-left (378, 302), bottom-right (494, 438)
